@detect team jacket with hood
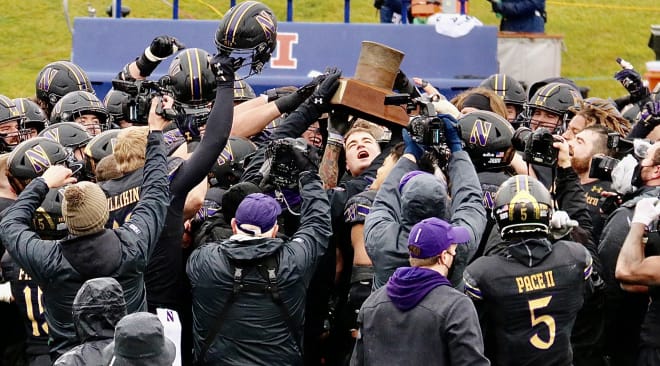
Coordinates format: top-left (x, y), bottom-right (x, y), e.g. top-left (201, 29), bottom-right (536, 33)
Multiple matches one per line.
top-left (187, 172), bottom-right (332, 366)
top-left (0, 132), bottom-right (169, 359)
top-left (365, 150), bottom-right (486, 289)
top-left (53, 278), bottom-right (126, 366)
top-left (351, 266), bottom-right (490, 366)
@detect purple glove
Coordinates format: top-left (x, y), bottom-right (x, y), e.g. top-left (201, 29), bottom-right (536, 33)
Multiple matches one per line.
top-left (640, 100), bottom-right (660, 128)
top-left (614, 68), bottom-right (650, 103)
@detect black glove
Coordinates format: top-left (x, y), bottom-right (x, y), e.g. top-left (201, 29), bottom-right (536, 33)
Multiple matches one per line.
top-left (640, 100), bottom-right (660, 128)
top-left (149, 35), bottom-right (185, 59)
top-left (394, 69), bottom-right (418, 97)
top-left (327, 111), bottom-right (352, 146)
top-left (266, 86), bottom-right (299, 103)
top-left (308, 68), bottom-right (342, 113)
top-left (292, 145), bottom-right (318, 172)
top-left (210, 53), bottom-right (240, 83)
top-left (614, 68), bottom-right (650, 103)
top-left (273, 72), bottom-right (331, 113)
top-left (136, 35), bottom-right (185, 77)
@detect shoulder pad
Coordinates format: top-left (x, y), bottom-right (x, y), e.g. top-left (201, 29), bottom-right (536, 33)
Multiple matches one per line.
top-left (344, 190), bottom-right (377, 224)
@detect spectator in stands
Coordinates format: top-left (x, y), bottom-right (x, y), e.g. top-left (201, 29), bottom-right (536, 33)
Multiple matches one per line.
top-left (377, 0), bottom-right (406, 24)
top-left (487, 0), bottom-right (546, 33)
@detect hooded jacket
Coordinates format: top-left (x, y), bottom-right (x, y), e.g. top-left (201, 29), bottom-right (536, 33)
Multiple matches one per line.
top-left (0, 132), bottom-right (169, 359)
top-left (350, 267), bottom-right (489, 366)
top-left (365, 151), bottom-right (486, 289)
top-left (495, 0), bottom-right (545, 33)
top-left (54, 277), bottom-right (127, 366)
top-left (187, 171), bottom-right (332, 366)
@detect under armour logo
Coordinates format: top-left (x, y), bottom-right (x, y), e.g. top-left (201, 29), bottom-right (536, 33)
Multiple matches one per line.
top-left (313, 97), bottom-right (323, 105)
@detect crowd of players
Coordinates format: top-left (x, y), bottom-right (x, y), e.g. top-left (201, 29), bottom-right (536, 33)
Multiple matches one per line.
top-left (1, 1), bottom-right (660, 365)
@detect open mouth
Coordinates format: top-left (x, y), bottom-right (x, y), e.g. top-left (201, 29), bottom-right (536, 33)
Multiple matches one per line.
top-left (310, 135), bottom-right (322, 147)
top-left (357, 151), bottom-right (370, 159)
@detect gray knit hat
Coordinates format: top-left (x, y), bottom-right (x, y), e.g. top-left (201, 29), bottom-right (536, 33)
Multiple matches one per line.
top-left (61, 181), bottom-right (108, 236)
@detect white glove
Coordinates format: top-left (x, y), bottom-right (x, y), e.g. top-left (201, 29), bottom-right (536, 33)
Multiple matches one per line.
top-left (631, 197), bottom-right (660, 226)
top-left (549, 210), bottom-right (578, 240)
top-left (432, 100), bottom-right (460, 119)
top-left (0, 282), bottom-right (12, 303)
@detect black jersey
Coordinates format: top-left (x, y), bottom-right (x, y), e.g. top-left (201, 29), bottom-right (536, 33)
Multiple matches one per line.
top-left (100, 157), bottom-right (183, 309)
top-left (1, 252), bottom-right (49, 356)
top-left (464, 239), bottom-right (592, 366)
top-left (580, 180), bottom-right (610, 243)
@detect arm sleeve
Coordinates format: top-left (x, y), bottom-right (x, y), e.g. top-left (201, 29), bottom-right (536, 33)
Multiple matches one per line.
top-left (117, 131), bottom-right (170, 260)
top-left (271, 102), bottom-right (320, 140)
top-left (170, 80), bottom-right (234, 194)
top-left (446, 295), bottom-right (491, 366)
top-left (290, 172), bottom-right (332, 282)
top-left (447, 151), bottom-right (487, 285)
top-left (0, 178), bottom-right (58, 283)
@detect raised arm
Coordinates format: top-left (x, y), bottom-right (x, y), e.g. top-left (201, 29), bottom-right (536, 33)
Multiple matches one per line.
top-left (0, 166), bottom-right (76, 283)
top-left (169, 55), bottom-right (236, 194)
top-left (115, 97), bottom-right (171, 258)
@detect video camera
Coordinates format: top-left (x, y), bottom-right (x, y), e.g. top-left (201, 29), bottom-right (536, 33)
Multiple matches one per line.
top-left (111, 79), bottom-right (171, 124)
top-left (587, 133), bottom-right (633, 182)
top-left (607, 132), bottom-right (634, 159)
top-left (384, 93), bottom-right (451, 169)
top-left (260, 138), bottom-right (320, 190)
top-left (384, 93), bottom-right (446, 147)
top-left (512, 127), bottom-right (559, 167)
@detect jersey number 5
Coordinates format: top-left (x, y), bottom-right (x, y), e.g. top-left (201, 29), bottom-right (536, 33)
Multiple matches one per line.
top-left (528, 295), bottom-right (555, 349)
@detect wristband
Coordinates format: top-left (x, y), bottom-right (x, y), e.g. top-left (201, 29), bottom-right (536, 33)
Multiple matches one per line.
top-left (144, 46), bottom-right (167, 62)
top-left (327, 132), bottom-right (344, 146)
top-left (421, 80), bottom-right (429, 88)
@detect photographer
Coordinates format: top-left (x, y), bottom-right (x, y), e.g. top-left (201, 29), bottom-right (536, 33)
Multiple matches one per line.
top-left (365, 114), bottom-right (486, 289)
top-left (615, 197), bottom-right (660, 366)
top-left (599, 141), bottom-right (660, 366)
top-left (553, 133), bottom-right (608, 366)
top-left (0, 97), bottom-right (171, 361)
top-left (187, 156), bottom-right (331, 365)
top-left (567, 125), bottom-right (616, 242)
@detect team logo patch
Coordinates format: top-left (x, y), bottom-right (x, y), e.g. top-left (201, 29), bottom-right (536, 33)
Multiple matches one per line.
top-left (24, 145), bottom-right (52, 174)
top-left (469, 119), bottom-right (492, 146)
